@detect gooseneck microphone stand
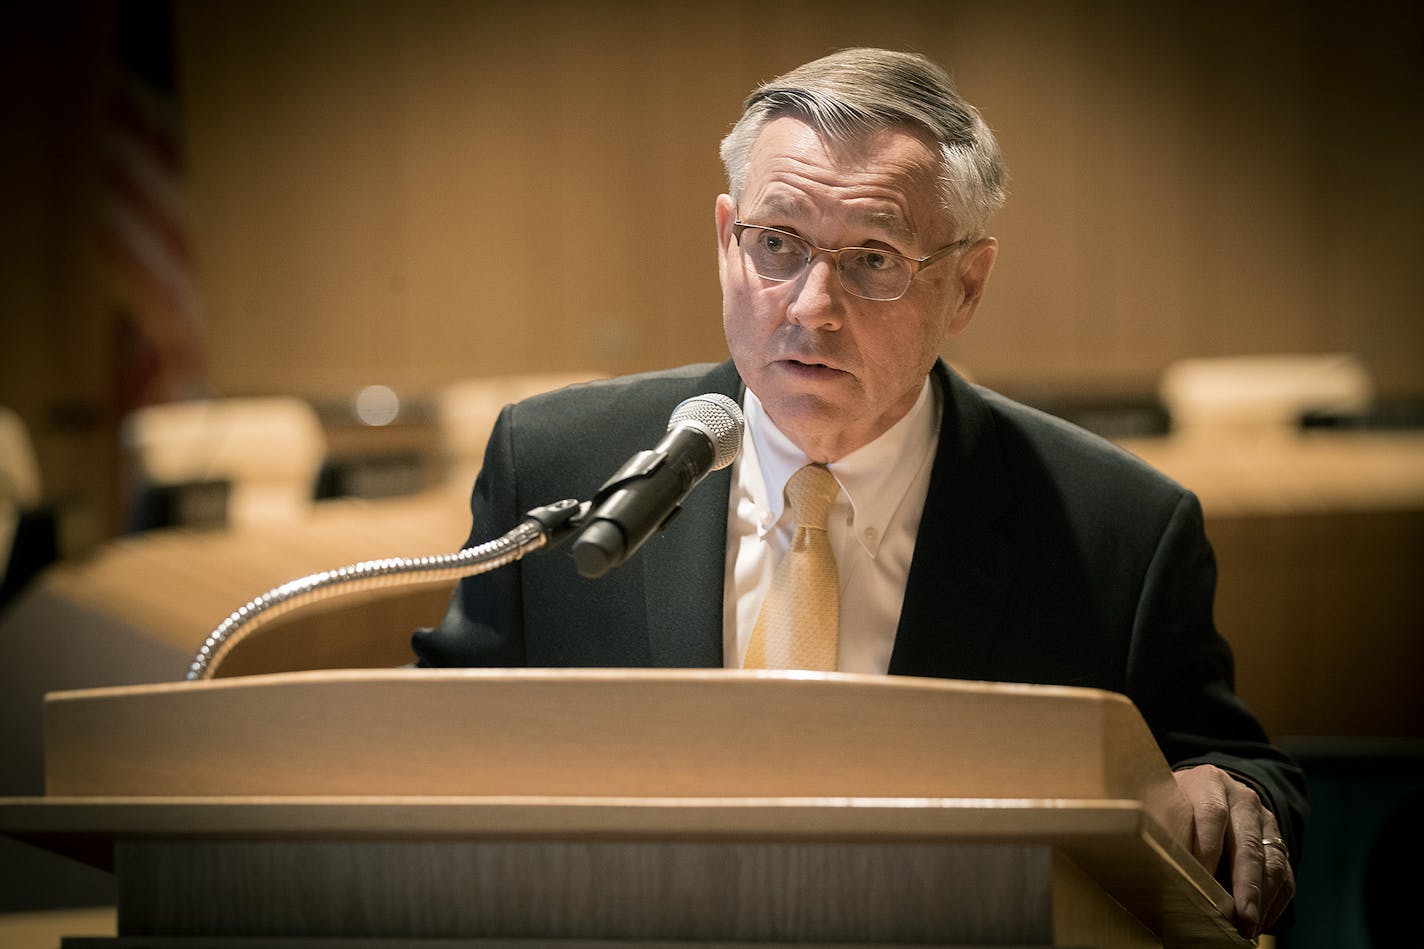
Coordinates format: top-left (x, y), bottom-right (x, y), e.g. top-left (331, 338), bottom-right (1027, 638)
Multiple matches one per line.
top-left (184, 499), bottom-right (588, 681)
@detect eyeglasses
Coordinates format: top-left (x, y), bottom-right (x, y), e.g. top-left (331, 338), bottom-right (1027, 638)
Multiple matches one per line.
top-left (731, 221), bottom-right (971, 302)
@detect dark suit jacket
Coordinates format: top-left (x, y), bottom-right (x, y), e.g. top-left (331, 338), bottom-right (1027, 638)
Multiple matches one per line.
top-left (413, 358), bottom-right (1306, 855)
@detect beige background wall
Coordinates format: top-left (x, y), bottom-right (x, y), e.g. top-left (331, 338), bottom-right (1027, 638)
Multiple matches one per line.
top-left (175, 0), bottom-right (1424, 398)
top-left (4, 0), bottom-right (1423, 538)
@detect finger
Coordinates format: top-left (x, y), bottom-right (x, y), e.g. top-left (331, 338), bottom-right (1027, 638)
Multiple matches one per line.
top-left (1225, 783), bottom-right (1265, 937)
top-left (1255, 850), bottom-right (1283, 931)
top-left (1258, 814), bottom-right (1294, 932)
top-left (1179, 769), bottom-right (1231, 872)
top-left (1195, 802), bottom-right (1228, 872)
top-left (1262, 857), bottom-right (1296, 932)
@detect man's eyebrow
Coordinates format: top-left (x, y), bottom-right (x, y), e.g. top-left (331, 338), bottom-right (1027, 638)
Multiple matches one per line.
top-left (751, 198), bottom-right (914, 244)
top-left (750, 196), bottom-right (805, 222)
top-left (853, 208), bottom-right (913, 243)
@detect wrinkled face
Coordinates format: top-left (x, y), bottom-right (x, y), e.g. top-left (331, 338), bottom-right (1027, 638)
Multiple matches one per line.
top-left (717, 116), bottom-right (995, 462)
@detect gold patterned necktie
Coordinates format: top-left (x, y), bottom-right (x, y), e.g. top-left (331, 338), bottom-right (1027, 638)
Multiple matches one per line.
top-left (743, 463), bottom-right (841, 671)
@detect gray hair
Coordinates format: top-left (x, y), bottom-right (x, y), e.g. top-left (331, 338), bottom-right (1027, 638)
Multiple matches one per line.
top-left (719, 48), bottom-right (1006, 241)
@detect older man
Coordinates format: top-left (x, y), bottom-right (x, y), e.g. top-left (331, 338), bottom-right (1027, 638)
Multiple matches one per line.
top-left (414, 47), bottom-right (1304, 937)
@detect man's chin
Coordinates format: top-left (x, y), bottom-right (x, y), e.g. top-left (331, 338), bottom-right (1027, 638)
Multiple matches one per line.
top-left (758, 389), bottom-right (853, 438)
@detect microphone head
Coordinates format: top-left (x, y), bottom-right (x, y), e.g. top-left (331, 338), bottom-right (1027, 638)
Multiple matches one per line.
top-left (668, 392), bottom-right (744, 471)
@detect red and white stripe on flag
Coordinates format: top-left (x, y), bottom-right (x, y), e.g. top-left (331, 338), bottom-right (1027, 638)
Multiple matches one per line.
top-left (99, 67), bottom-right (206, 411)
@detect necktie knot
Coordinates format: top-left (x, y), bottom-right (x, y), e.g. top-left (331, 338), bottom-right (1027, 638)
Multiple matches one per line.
top-left (785, 464), bottom-right (839, 531)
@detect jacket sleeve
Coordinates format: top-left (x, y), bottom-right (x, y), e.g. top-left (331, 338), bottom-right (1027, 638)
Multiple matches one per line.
top-left (410, 404), bottom-right (528, 667)
top-left (1127, 490), bottom-right (1308, 866)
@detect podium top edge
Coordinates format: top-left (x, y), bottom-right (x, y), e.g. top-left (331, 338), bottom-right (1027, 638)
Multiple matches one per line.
top-left (46, 667), bottom-right (1133, 707)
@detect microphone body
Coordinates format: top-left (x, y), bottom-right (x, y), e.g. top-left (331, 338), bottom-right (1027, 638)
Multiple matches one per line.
top-left (572, 393), bottom-right (743, 578)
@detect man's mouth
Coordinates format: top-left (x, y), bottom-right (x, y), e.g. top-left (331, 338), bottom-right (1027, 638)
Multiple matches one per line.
top-left (775, 357), bottom-right (847, 379)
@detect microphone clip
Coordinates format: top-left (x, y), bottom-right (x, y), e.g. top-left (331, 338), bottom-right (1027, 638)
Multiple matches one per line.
top-left (523, 497), bottom-right (594, 548)
top-left (592, 449), bottom-right (667, 501)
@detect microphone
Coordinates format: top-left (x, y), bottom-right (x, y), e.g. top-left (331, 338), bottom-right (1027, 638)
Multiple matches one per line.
top-left (571, 392), bottom-right (744, 579)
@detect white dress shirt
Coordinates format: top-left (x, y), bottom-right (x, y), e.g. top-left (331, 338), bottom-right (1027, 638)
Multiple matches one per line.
top-left (722, 378), bottom-right (942, 673)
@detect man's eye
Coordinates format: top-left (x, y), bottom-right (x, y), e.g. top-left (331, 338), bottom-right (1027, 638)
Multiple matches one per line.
top-left (849, 249), bottom-right (899, 273)
top-left (760, 231), bottom-right (796, 255)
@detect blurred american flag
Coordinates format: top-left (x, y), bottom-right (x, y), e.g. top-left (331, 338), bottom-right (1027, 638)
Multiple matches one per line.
top-left (98, 1), bottom-right (206, 412)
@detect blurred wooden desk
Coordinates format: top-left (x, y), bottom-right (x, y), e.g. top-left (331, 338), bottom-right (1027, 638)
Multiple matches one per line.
top-left (1119, 429), bottom-right (1424, 516)
top-left (0, 906), bottom-right (115, 949)
top-left (9, 428), bottom-right (1421, 740)
top-left (1118, 430), bottom-right (1424, 739)
top-left (2, 491), bottom-right (469, 790)
top-left (32, 490), bottom-right (467, 667)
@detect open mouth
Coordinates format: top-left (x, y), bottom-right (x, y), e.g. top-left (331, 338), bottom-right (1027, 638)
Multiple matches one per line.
top-left (777, 358), bottom-right (845, 379)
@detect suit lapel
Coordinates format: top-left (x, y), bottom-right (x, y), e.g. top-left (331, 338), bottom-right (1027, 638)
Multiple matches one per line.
top-left (888, 362), bottom-right (1017, 681)
top-left (642, 361), bottom-right (745, 667)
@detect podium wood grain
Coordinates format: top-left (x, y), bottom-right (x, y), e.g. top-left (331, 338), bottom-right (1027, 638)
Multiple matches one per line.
top-left (5, 797), bottom-right (1224, 947)
top-left (42, 670), bottom-right (1188, 808)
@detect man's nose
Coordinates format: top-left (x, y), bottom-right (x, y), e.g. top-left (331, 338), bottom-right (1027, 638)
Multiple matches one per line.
top-left (786, 255), bottom-right (845, 329)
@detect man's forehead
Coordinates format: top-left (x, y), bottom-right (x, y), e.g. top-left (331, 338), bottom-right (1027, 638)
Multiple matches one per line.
top-left (741, 118), bottom-right (942, 242)
top-left (753, 192), bottom-right (915, 241)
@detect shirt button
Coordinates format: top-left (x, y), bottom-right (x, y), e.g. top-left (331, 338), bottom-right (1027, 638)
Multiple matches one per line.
top-left (863, 527), bottom-right (878, 542)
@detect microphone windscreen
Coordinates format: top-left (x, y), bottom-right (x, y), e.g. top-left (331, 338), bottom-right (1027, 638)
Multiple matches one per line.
top-left (668, 393), bottom-right (743, 471)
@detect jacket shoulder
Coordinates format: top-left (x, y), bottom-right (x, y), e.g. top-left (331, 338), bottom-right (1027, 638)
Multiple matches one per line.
top-left (971, 382), bottom-right (1188, 506)
top-left (488, 361), bottom-right (740, 503)
top-left (514, 362), bottom-right (738, 426)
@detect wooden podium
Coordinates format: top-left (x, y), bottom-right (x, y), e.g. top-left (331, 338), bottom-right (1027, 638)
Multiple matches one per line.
top-left (0, 669), bottom-right (1249, 948)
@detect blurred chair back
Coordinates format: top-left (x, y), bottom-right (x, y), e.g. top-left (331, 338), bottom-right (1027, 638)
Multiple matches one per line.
top-left (123, 397), bottom-right (326, 528)
top-left (1, 406), bottom-right (44, 576)
top-left (1159, 353), bottom-right (1374, 436)
top-left (435, 372), bottom-right (602, 491)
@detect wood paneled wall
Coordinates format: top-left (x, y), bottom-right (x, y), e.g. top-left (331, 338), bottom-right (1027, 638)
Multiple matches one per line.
top-left (174, 0), bottom-right (1424, 398)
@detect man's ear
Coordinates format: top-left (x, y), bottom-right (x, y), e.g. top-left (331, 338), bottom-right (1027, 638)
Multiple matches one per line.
top-left (715, 194), bottom-right (737, 287)
top-left (715, 194), bottom-right (736, 245)
top-left (947, 237), bottom-right (998, 338)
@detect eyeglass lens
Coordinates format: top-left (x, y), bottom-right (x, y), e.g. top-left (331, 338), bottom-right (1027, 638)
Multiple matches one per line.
top-left (738, 226), bottom-right (913, 301)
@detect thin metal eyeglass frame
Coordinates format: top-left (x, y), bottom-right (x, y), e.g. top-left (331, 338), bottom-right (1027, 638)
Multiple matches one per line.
top-left (731, 221), bottom-right (972, 302)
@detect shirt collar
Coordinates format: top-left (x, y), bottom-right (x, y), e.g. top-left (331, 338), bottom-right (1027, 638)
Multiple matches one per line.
top-left (742, 377), bottom-right (940, 557)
